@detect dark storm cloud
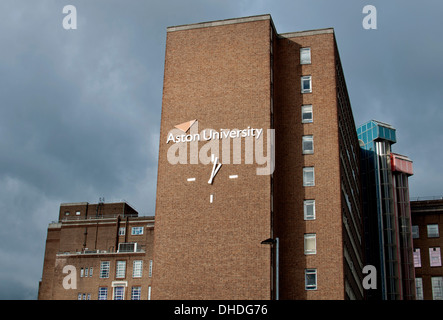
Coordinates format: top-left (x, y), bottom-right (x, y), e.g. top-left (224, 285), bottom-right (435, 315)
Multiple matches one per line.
top-left (0, 0), bottom-right (442, 299)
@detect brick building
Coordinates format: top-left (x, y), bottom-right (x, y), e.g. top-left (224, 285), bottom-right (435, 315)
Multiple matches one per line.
top-left (38, 14), bottom-right (365, 300)
top-left (38, 201), bottom-right (154, 300)
top-left (411, 199), bottom-right (443, 300)
top-left (152, 14), bottom-right (364, 300)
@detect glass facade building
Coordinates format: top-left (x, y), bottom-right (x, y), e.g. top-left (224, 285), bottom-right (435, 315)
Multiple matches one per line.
top-left (358, 120), bottom-right (415, 300)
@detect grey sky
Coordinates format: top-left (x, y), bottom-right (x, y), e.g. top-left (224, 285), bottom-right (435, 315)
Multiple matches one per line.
top-left (0, 0), bottom-right (442, 299)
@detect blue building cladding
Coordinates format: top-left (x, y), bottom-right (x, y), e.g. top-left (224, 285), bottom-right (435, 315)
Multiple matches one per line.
top-left (357, 120), bottom-right (396, 146)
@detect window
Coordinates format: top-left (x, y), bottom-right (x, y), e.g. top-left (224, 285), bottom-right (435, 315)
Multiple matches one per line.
top-left (113, 286), bottom-right (125, 300)
top-left (305, 269), bottom-right (317, 290)
top-left (300, 47), bottom-right (311, 64)
top-left (301, 76), bottom-right (312, 93)
top-left (132, 227), bottom-right (144, 235)
top-left (100, 261), bottom-right (110, 278)
top-left (116, 261), bottom-right (126, 279)
top-left (301, 105), bottom-right (313, 123)
top-left (412, 225), bottom-right (419, 239)
top-left (119, 227), bottom-right (125, 236)
top-left (89, 267), bottom-right (93, 277)
top-left (131, 287), bottom-right (141, 300)
top-left (430, 247), bottom-right (442, 267)
top-left (304, 200), bottom-right (316, 220)
top-left (77, 293), bottom-right (82, 300)
top-left (304, 234), bottom-right (316, 255)
top-left (428, 224), bottom-right (439, 238)
top-left (432, 277), bottom-right (443, 300)
top-left (148, 286), bottom-right (152, 300)
top-left (98, 287), bottom-right (108, 300)
top-left (302, 135), bottom-right (314, 154)
top-left (413, 248), bottom-right (421, 268)
top-left (65, 211), bottom-right (70, 216)
top-left (303, 167), bottom-right (315, 186)
top-left (75, 211), bottom-right (81, 216)
top-left (416, 278), bottom-right (423, 300)
top-left (133, 260), bottom-right (143, 278)
top-left (149, 260), bottom-right (153, 278)
top-left (80, 268), bottom-right (84, 278)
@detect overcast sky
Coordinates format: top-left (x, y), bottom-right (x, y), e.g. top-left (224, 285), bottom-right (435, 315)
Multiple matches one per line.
top-left (0, 0), bottom-right (442, 299)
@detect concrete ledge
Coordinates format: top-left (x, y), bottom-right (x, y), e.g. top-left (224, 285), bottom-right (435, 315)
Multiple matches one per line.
top-left (167, 14), bottom-right (271, 32)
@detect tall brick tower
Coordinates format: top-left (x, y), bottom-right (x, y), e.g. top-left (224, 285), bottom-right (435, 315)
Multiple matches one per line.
top-left (152, 14), bottom-right (364, 300)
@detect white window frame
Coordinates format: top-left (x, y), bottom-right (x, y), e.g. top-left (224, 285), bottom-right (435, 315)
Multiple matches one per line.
top-left (300, 47), bottom-right (311, 64)
top-left (428, 224), bottom-right (439, 238)
top-left (133, 260), bottom-right (143, 278)
top-left (304, 200), bottom-right (316, 220)
top-left (131, 226), bottom-right (144, 235)
top-left (432, 277), bottom-right (443, 300)
top-left (305, 269), bottom-right (317, 290)
top-left (301, 105), bottom-right (313, 123)
top-left (416, 277), bottom-right (423, 300)
top-left (302, 135), bottom-right (314, 154)
top-left (119, 227), bottom-right (125, 236)
top-left (303, 167), bottom-right (315, 186)
top-left (413, 248), bottom-right (421, 268)
top-left (100, 261), bottom-right (110, 278)
top-left (304, 234), bottom-right (317, 255)
top-left (98, 287), bottom-right (108, 300)
top-left (301, 76), bottom-right (312, 93)
top-left (430, 247), bottom-right (442, 267)
top-left (131, 286), bottom-right (141, 300)
top-left (116, 261), bottom-right (126, 279)
top-left (412, 225), bottom-right (419, 239)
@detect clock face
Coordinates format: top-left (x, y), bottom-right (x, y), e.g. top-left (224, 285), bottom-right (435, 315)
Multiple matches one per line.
top-left (186, 154), bottom-right (238, 203)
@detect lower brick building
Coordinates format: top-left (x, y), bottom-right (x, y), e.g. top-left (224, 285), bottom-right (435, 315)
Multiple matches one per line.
top-left (411, 199), bottom-right (443, 300)
top-left (38, 201), bottom-right (154, 300)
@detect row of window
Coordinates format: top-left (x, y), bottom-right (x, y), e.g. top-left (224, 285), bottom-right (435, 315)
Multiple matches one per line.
top-left (118, 226), bottom-right (144, 236)
top-left (99, 260), bottom-right (153, 279)
top-left (413, 224), bottom-right (439, 239)
top-left (416, 277), bottom-right (443, 300)
top-left (414, 247), bottom-right (442, 268)
top-left (97, 286), bottom-right (151, 300)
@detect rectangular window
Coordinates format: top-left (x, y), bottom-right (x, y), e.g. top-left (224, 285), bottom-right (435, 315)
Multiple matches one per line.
top-left (301, 105), bottom-right (313, 123)
top-left (148, 286), bottom-right (152, 300)
top-left (416, 278), bottom-right (423, 300)
top-left (89, 267), bottom-right (93, 277)
top-left (430, 247), bottom-right (442, 267)
top-left (412, 225), bottom-right (419, 239)
top-left (304, 200), bottom-right (316, 220)
top-left (76, 211), bottom-right (81, 216)
top-left (116, 261), bottom-right (126, 279)
top-left (304, 234), bottom-right (316, 255)
top-left (302, 135), bottom-right (314, 154)
top-left (98, 287), bottom-right (108, 300)
top-left (133, 260), bottom-right (143, 278)
top-left (303, 167), bottom-right (315, 186)
top-left (300, 47), bottom-right (311, 64)
top-left (100, 261), bottom-right (110, 278)
top-left (149, 260), bottom-right (153, 278)
top-left (119, 227), bottom-right (125, 236)
top-left (413, 248), bottom-right (421, 268)
top-left (428, 224), bottom-right (439, 238)
top-left (305, 269), bottom-right (317, 290)
top-left (85, 267), bottom-right (88, 277)
top-left (132, 227), bottom-right (144, 235)
top-left (301, 76), bottom-right (312, 93)
top-left (432, 277), bottom-right (443, 300)
top-left (131, 287), bottom-right (141, 300)
top-left (77, 293), bottom-right (82, 300)
top-left (113, 286), bottom-right (125, 300)
top-left (80, 268), bottom-right (84, 278)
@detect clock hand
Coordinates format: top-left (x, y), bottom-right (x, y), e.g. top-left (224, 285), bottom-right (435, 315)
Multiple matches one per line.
top-left (208, 156), bottom-right (222, 184)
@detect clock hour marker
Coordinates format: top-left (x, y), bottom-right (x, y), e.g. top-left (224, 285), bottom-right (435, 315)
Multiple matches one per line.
top-left (187, 178), bottom-right (196, 182)
top-left (229, 175), bottom-right (238, 179)
top-left (210, 194), bottom-right (214, 203)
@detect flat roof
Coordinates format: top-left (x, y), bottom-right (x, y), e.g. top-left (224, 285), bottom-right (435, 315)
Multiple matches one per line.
top-left (167, 14), bottom-right (271, 32)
